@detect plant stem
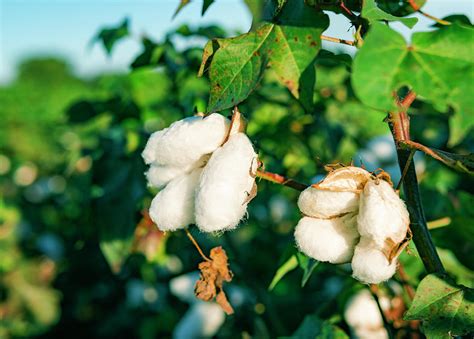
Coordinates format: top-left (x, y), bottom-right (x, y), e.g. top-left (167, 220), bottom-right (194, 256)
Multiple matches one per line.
top-left (256, 169), bottom-right (307, 191)
top-left (320, 35), bottom-right (355, 46)
top-left (388, 91), bottom-right (446, 275)
top-left (369, 285), bottom-right (394, 339)
top-left (185, 228), bottom-right (211, 262)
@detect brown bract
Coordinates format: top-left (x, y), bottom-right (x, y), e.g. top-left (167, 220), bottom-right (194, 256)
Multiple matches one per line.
top-left (194, 246), bottom-right (234, 315)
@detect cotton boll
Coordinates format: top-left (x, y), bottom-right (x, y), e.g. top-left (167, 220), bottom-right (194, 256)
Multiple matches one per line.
top-left (318, 166), bottom-right (371, 192)
top-left (142, 113), bottom-right (230, 167)
top-left (195, 133), bottom-right (257, 232)
top-left (297, 167), bottom-right (371, 218)
top-left (146, 165), bottom-right (188, 188)
top-left (146, 155), bottom-right (210, 188)
top-left (149, 168), bottom-right (202, 232)
top-left (298, 187), bottom-right (360, 218)
top-left (351, 238), bottom-right (397, 284)
top-left (357, 179), bottom-right (409, 247)
top-left (344, 289), bottom-right (389, 339)
top-left (294, 215), bottom-right (360, 264)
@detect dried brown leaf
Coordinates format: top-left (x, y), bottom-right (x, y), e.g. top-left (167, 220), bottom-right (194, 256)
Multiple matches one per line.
top-left (194, 246), bottom-right (234, 314)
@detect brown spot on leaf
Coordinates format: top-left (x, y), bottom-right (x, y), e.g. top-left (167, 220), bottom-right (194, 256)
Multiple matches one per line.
top-left (284, 79), bottom-right (296, 93)
top-left (194, 246), bottom-right (234, 315)
top-left (293, 36), bottom-right (299, 42)
top-left (310, 41), bottom-right (317, 47)
top-left (306, 35), bottom-right (312, 40)
top-left (253, 51), bottom-right (260, 57)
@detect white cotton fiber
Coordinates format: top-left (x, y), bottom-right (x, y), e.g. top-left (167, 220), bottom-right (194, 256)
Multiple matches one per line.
top-left (142, 113), bottom-right (230, 167)
top-left (298, 188), bottom-right (360, 219)
top-left (195, 133), bottom-right (257, 233)
top-left (294, 215), bottom-right (360, 264)
top-left (149, 168), bottom-right (202, 232)
top-left (344, 289), bottom-right (389, 339)
top-left (357, 179), bottom-right (409, 247)
top-left (351, 238), bottom-right (397, 284)
top-left (318, 166), bottom-right (371, 192)
top-left (298, 167), bottom-right (371, 218)
top-left (145, 155), bottom-right (210, 188)
top-left (146, 165), bottom-right (188, 188)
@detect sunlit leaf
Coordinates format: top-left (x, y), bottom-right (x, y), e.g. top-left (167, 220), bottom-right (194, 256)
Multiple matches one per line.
top-left (362, 0), bottom-right (418, 28)
top-left (352, 22), bottom-right (474, 145)
top-left (405, 273), bottom-right (474, 338)
top-left (268, 254), bottom-right (298, 291)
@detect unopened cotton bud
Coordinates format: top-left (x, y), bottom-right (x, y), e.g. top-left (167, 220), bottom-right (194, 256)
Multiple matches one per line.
top-left (142, 113), bottom-right (229, 167)
top-left (298, 167), bottom-right (370, 219)
top-left (294, 214), bottom-right (360, 264)
top-left (351, 238), bottom-right (397, 284)
top-left (195, 133), bottom-right (257, 232)
top-left (149, 168), bottom-right (202, 232)
top-left (146, 155), bottom-right (210, 188)
top-left (357, 179), bottom-right (409, 247)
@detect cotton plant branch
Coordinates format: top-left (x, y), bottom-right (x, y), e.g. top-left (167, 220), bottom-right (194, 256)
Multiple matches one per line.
top-left (256, 169), bottom-right (307, 191)
top-left (388, 90), bottom-right (446, 275)
top-left (408, 0), bottom-right (451, 26)
top-left (320, 35), bottom-right (356, 46)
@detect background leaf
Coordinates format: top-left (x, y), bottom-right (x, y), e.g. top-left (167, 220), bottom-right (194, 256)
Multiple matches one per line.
top-left (93, 18), bottom-right (129, 55)
top-left (352, 22), bottom-right (474, 145)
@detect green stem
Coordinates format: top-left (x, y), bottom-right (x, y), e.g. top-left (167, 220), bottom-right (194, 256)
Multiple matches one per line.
top-left (394, 149), bottom-right (446, 274)
top-left (389, 91), bottom-right (446, 275)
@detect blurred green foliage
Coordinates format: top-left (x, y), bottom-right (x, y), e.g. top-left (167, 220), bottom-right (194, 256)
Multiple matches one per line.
top-left (0, 11), bottom-right (473, 339)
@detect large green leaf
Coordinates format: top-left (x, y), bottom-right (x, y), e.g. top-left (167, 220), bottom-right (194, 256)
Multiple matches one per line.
top-left (268, 254), bottom-right (298, 291)
top-left (405, 274), bottom-right (474, 338)
top-left (362, 0), bottom-right (418, 28)
top-left (200, 0), bottom-right (328, 112)
top-left (352, 22), bottom-right (474, 145)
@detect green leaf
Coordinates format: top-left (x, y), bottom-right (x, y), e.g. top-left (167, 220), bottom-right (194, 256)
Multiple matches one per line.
top-left (352, 23), bottom-right (474, 145)
top-left (131, 38), bottom-right (165, 69)
top-left (362, 0), bottom-right (418, 28)
top-left (200, 0), bottom-right (328, 112)
top-left (296, 252), bottom-right (319, 287)
top-left (405, 274), bottom-right (474, 338)
top-left (268, 254), bottom-right (298, 291)
top-left (173, 0), bottom-right (191, 18)
top-left (292, 315), bottom-right (349, 339)
top-left (377, 0), bottom-right (426, 16)
top-left (94, 18), bottom-right (129, 55)
top-left (202, 0), bottom-right (215, 15)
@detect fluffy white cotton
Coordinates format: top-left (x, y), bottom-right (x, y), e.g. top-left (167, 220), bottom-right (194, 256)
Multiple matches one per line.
top-left (173, 302), bottom-right (225, 339)
top-left (298, 188), bottom-right (360, 219)
top-left (318, 166), bottom-right (371, 192)
top-left (142, 113), bottom-right (230, 166)
top-left (145, 155), bottom-right (210, 188)
top-left (149, 168), bottom-right (202, 232)
top-left (195, 133), bottom-right (257, 233)
top-left (294, 215), bottom-right (360, 264)
top-left (344, 289), bottom-right (389, 339)
top-left (146, 165), bottom-right (188, 188)
top-left (351, 238), bottom-right (397, 284)
top-left (357, 179), bottom-right (409, 247)
top-left (298, 167), bottom-right (371, 218)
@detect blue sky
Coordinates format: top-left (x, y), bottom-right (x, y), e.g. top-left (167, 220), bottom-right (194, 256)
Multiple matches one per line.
top-left (1, 0), bottom-right (472, 84)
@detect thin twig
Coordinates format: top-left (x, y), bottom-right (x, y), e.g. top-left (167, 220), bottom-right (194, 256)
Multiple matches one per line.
top-left (397, 263), bottom-right (416, 300)
top-left (185, 228), bottom-right (211, 262)
top-left (396, 148), bottom-right (415, 190)
top-left (407, 0), bottom-right (451, 25)
top-left (320, 35), bottom-right (355, 46)
top-left (256, 169), bottom-right (307, 191)
top-left (369, 285), bottom-right (394, 339)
